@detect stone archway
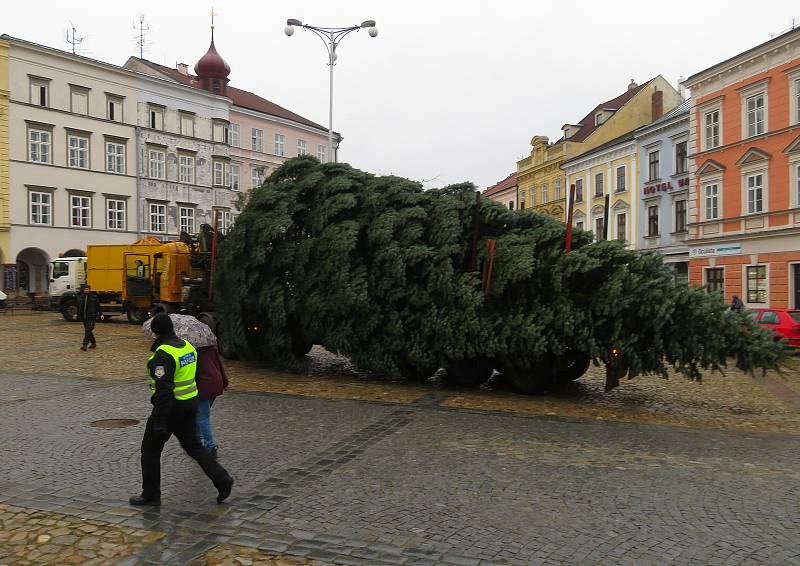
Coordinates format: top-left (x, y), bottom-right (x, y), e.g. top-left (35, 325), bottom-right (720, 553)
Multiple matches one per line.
top-left (16, 247), bottom-right (50, 295)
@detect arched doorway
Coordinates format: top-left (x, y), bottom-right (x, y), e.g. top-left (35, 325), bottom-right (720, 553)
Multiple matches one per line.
top-left (16, 247), bottom-right (50, 295)
top-left (62, 249), bottom-right (85, 258)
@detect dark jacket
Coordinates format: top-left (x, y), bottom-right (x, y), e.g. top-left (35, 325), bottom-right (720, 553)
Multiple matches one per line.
top-left (147, 334), bottom-right (198, 420)
top-left (77, 292), bottom-right (101, 321)
top-left (196, 345), bottom-right (228, 400)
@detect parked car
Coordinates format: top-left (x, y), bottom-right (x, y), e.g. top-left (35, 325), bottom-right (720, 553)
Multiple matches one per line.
top-left (750, 308), bottom-right (800, 348)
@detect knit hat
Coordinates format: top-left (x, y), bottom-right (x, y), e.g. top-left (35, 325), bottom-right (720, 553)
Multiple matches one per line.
top-left (150, 313), bottom-right (174, 336)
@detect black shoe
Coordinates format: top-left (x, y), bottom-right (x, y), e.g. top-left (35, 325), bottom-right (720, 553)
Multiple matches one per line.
top-left (217, 477), bottom-right (233, 504)
top-left (88, 343), bottom-right (96, 349)
top-left (209, 447), bottom-right (218, 460)
top-left (129, 495), bottom-right (161, 506)
top-left (80, 345), bottom-right (88, 351)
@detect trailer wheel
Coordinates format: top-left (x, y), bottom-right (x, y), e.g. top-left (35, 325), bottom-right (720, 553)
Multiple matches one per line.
top-left (500, 359), bottom-right (556, 395)
top-left (444, 357), bottom-right (495, 387)
top-left (126, 306), bottom-right (149, 325)
top-left (554, 351), bottom-right (591, 382)
top-left (60, 298), bottom-right (79, 322)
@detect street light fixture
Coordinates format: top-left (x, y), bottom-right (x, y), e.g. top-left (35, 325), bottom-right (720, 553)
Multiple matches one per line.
top-left (284, 18), bottom-right (378, 163)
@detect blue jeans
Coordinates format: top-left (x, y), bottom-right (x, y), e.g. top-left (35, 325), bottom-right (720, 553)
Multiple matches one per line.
top-left (196, 397), bottom-right (217, 450)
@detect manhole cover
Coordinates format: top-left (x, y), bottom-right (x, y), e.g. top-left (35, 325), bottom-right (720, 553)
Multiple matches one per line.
top-left (89, 419), bottom-right (140, 429)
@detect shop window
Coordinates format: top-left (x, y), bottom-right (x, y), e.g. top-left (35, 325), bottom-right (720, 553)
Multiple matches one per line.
top-left (746, 265), bottom-right (767, 303)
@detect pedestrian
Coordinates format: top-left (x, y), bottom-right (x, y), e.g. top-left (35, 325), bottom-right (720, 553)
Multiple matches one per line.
top-left (731, 295), bottom-right (744, 313)
top-left (130, 313), bottom-right (234, 506)
top-left (75, 285), bottom-right (101, 351)
top-left (196, 345), bottom-right (229, 459)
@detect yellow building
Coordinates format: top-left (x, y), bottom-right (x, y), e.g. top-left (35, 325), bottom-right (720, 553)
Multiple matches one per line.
top-left (560, 76), bottom-right (682, 248)
top-left (516, 136), bottom-right (566, 220)
top-left (0, 37), bottom-right (9, 282)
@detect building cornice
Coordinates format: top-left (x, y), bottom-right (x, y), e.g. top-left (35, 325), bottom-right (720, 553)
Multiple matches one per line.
top-left (562, 142), bottom-right (636, 173)
top-left (230, 105), bottom-right (333, 139)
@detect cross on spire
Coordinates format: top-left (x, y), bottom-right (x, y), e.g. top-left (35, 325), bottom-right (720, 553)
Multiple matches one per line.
top-left (210, 8), bottom-right (218, 40)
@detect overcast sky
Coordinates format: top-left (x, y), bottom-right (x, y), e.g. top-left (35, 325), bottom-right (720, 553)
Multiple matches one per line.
top-left (6, 1), bottom-right (800, 189)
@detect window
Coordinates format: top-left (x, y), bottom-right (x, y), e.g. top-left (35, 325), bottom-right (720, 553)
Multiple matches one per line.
top-left (180, 113), bottom-right (194, 137)
top-left (759, 311), bottom-right (779, 325)
top-left (106, 141), bottom-right (125, 174)
top-left (746, 173), bottom-right (763, 214)
top-left (555, 179), bottom-right (562, 200)
top-left (704, 183), bottom-right (719, 220)
top-left (318, 144), bottom-right (327, 162)
top-left (148, 149), bottom-right (165, 179)
top-left (28, 129), bottom-right (51, 163)
top-left (149, 203), bottom-right (166, 233)
top-left (647, 205), bottom-right (659, 236)
top-left (107, 199), bottom-right (126, 230)
top-left (179, 154), bottom-right (195, 184)
top-left (575, 179), bottom-right (583, 202)
top-left (594, 173), bottom-right (604, 197)
top-left (252, 129), bottom-right (264, 152)
top-left (746, 265), bottom-right (767, 303)
top-left (796, 163), bottom-right (800, 207)
top-left (542, 184), bottom-right (548, 203)
top-left (297, 139), bottom-right (307, 156)
top-left (795, 78), bottom-right (800, 124)
top-left (107, 96), bottom-right (123, 122)
top-left (520, 194), bottom-right (526, 210)
top-left (29, 78), bottom-right (49, 107)
top-left (746, 94), bottom-right (765, 137)
top-left (704, 110), bottom-right (720, 149)
top-left (616, 213), bottom-right (626, 242)
top-left (576, 221), bottom-right (584, 231)
top-left (616, 166), bottom-right (626, 192)
top-left (675, 141), bottom-right (688, 174)
top-left (229, 124), bottom-right (240, 147)
top-left (530, 188), bottom-right (536, 207)
top-left (213, 160), bottom-right (225, 186)
top-left (214, 209), bottom-right (233, 233)
top-left (706, 267), bottom-right (724, 293)
top-left (213, 121), bottom-right (229, 143)
top-left (70, 195), bottom-right (91, 227)
top-left (68, 135), bottom-right (89, 169)
top-left (648, 151), bottom-right (660, 181)
top-left (29, 191), bottom-right (52, 225)
top-left (274, 133), bottom-right (285, 156)
top-left (230, 164), bottom-right (240, 191)
top-left (675, 199), bottom-right (687, 232)
top-left (595, 217), bottom-right (605, 241)
top-left (179, 207), bottom-right (195, 234)
top-left (508, 201), bottom-right (515, 210)
top-left (149, 107), bottom-right (163, 130)
top-left (251, 166), bottom-right (264, 189)
top-left (70, 88), bottom-right (88, 115)
top-left (595, 112), bottom-right (605, 125)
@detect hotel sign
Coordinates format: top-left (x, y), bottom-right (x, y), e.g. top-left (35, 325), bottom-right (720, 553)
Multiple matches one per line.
top-left (643, 176), bottom-right (689, 195)
top-left (689, 243), bottom-right (742, 258)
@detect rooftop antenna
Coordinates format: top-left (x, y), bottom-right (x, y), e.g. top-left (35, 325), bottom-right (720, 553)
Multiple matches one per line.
top-left (769, 16), bottom-right (799, 38)
top-left (133, 14), bottom-right (151, 59)
top-left (65, 21), bottom-right (86, 55)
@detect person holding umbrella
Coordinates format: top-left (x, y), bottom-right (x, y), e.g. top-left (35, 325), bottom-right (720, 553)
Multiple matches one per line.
top-left (131, 313), bottom-right (233, 506)
top-left (143, 313), bottom-right (229, 459)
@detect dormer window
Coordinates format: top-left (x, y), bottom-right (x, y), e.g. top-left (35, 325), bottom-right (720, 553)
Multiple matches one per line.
top-left (595, 112), bottom-right (604, 126)
top-left (562, 124), bottom-right (583, 139)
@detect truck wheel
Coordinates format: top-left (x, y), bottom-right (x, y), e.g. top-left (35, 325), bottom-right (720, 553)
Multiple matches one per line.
top-left (61, 299), bottom-right (79, 322)
top-left (444, 357), bottom-right (495, 387)
top-left (126, 307), bottom-right (149, 325)
top-left (500, 359), bottom-right (556, 395)
top-left (555, 351), bottom-right (591, 382)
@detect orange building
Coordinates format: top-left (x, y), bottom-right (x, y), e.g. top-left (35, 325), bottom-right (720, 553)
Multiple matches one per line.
top-left (683, 28), bottom-right (800, 309)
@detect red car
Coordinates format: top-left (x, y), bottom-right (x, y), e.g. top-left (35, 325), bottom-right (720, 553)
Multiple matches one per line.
top-left (750, 308), bottom-right (800, 348)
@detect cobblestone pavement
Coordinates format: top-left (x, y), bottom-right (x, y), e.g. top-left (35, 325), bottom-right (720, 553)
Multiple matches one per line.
top-left (2, 313), bottom-right (800, 433)
top-left (2, 365), bottom-right (800, 564)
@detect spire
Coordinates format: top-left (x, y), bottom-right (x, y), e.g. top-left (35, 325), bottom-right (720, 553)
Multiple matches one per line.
top-left (195, 8), bottom-right (230, 95)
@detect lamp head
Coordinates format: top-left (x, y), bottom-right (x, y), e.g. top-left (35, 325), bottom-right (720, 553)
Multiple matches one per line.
top-left (284, 25), bottom-right (294, 36)
top-left (368, 26), bottom-right (378, 37)
top-left (287, 18), bottom-right (302, 26)
top-left (360, 20), bottom-right (376, 28)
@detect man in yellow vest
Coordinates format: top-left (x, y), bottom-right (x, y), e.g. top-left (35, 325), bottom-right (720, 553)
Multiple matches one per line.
top-left (130, 313), bottom-right (234, 506)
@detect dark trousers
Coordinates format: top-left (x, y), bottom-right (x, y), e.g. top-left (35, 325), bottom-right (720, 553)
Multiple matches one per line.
top-left (82, 318), bottom-right (96, 347)
top-left (140, 403), bottom-right (231, 500)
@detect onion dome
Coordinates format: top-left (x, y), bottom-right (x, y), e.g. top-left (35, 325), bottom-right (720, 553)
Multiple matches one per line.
top-left (194, 37), bottom-right (230, 80)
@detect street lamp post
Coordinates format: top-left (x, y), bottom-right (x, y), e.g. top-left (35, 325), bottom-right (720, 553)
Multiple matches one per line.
top-left (284, 18), bottom-right (378, 163)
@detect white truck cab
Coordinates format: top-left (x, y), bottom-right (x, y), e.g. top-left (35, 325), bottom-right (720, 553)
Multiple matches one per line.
top-left (49, 257), bottom-right (87, 316)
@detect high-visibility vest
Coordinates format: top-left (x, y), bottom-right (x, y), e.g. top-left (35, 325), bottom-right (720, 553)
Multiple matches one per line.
top-left (148, 340), bottom-right (199, 401)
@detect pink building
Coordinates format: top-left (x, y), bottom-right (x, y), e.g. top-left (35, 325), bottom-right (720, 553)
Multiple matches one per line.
top-left (484, 173), bottom-right (518, 209)
top-left (129, 32), bottom-right (334, 196)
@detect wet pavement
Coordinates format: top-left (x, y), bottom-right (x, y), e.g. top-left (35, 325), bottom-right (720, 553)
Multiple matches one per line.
top-left (2, 313), bottom-right (800, 564)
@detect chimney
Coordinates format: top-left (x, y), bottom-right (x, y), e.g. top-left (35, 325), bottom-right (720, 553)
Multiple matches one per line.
top-left (677, 76), bottom-right (686, 100)
top-left (176, 63), bottom-right (189, 76)
top-left (651, 89), bottom-right (663, 120)
top-left (628, 79), bottom-right (638, 90)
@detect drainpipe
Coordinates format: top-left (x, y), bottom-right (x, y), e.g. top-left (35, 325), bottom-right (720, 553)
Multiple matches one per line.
top-left (135, 126), bottom-right (142, 239)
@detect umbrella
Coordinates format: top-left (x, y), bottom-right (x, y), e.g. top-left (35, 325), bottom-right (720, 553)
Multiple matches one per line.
top-left (142, 313), bottom-right (217, 348)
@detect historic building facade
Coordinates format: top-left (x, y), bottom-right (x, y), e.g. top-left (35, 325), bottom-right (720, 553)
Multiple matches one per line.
top-left (516, 136), bottom-right (566, 220)
top-left (2, 35), bottom-right (139, 295)
top-left (484, 173), bottom-right (517, 209)
top-left (634, 99), bottom-right (691, 281)
top-left (684, 27), bottom-right (800, 309)
top-left (562, 76), bottom-right (682, 246)
top-left (0, 37), bottom-right (9, 290)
